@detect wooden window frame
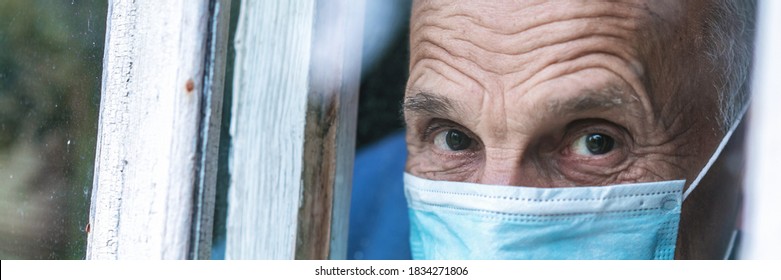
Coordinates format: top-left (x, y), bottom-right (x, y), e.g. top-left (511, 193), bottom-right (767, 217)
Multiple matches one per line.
top-left (88, 0), bottom-right (364, 260)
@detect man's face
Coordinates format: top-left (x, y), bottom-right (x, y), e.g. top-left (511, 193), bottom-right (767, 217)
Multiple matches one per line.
top-left (404, 0), bottom-right (721, 187)
top-left (404, 0), bottom-right (729, 258)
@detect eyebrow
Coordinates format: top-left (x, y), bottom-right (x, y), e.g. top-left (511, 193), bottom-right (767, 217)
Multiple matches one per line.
top-left (402, 91), bottom-right (463, 120)
top-left (401, 86), bottom-right (635, 125)
top-left (547, 86), bottom-right (634, 114)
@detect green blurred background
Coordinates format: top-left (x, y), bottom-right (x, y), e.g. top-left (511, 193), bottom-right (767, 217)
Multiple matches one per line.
top-left (0, 0), bottom-right (107, 259)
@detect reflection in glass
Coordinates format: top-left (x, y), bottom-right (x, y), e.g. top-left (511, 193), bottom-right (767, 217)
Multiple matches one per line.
top-left (0, 0), bottom-right (106, 259)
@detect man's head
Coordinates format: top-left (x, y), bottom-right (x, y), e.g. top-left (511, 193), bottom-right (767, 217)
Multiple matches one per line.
top-left (403, 0), bottom-right (754, 259)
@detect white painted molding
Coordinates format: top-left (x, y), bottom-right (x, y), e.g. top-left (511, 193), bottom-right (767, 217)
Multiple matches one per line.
top-left (227, 0), bottom-right (364, 260)
top-left (87, 0), bottom-right (231, 260)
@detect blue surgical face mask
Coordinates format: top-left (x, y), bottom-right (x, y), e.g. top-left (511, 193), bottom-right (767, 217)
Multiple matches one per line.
top-left (405, 174), bottom-right (685, 259)
top-left (404, 108), bottom-right (747, 260)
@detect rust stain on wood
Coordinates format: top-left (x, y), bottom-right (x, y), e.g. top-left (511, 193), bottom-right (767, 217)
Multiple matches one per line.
top-left (185, 79), bottom-right (195, 93)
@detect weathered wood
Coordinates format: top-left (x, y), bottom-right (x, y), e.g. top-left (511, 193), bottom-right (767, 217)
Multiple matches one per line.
top-left (87, 0), bottom-right (230, 260)
top-left (225, 0), bottom-right (314, 260)
top-left (226, 0), bottom-right (364, 260)
top-left (741, 0), bottom-right (781, 260)
top-left (297, 0), bottom-right (364, 261)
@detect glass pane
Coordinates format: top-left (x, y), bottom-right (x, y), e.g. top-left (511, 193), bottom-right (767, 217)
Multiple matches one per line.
top-left (0, 0), bottom-right (106, 259)
top-left (348, 0), bottom-right (411, 260)
top-left (211, 0), bottom-right (403, 259)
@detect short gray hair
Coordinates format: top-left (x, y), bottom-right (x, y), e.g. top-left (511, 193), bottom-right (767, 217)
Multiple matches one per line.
top-left (704, 0), bottom-right (756, 131)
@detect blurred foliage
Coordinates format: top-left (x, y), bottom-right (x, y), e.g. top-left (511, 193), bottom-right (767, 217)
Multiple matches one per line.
top-left (0, 0), bottom-right (106, 259)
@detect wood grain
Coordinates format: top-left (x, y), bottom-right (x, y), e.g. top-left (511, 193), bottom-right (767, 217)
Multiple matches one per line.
top-left (297, 0), bottom-right (364, 260)
top-left (88, 0), bottom-right (229, 260)
top-left (226, 0), bottom-right (315, 260)
top-left (226, 0), bottom-right (364, 260)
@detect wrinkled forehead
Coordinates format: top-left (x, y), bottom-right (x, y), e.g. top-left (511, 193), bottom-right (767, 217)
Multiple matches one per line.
top-left (408, 0), bottom-right (691, 75)
top-left (410, 0), bottom-right (687, 31)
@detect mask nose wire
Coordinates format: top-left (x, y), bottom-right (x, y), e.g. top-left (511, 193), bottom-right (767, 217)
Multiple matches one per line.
top-left (682, 104), bottom-right (750, 201)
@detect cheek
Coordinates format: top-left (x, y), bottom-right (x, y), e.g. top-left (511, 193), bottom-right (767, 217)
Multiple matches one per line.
top-left (617, 153), bottom-right (691, 182)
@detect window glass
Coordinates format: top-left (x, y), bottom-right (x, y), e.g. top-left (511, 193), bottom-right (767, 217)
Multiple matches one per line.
top-left (0, 0), bottom-right (106, 259)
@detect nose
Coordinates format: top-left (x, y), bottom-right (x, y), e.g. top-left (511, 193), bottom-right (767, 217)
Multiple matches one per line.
top-left (477, 148), bottom-right (540, 187)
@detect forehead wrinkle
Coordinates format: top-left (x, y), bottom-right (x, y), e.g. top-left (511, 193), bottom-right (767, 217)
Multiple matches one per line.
top-left (410, 7), bottom-right (512, 80)
top-left (448, 33), bottom-right (639, 81)
top-left (443, 12), bottom-right (634, 37)
top-left (480, 84), bottom-right (508, 140)
top-left (407, 62), bottom-right (466, 90)
top-left (410, 2), bottom-right (658, 39)
top-left (413, 0), bottom-right (651, 37)
top-left (410, 60), bottom-right (478, 90)
top-left (446, 26), bottom-right (634, 58)
top-left (411, 39), bottom-right (494, 89)
top-left (506, 54), bottom-right (648, 109)
top-left (411, 7), bottom-right (645, 80)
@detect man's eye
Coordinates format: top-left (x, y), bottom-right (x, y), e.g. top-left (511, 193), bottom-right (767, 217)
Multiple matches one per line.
top-left (434, 129), bottom-right (473, 151)
top-left (572, 133), bottom-right (615, 155)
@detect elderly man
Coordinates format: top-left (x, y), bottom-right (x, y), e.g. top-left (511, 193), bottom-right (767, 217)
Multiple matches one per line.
top-left (397, 0), bottom-right (754, 259)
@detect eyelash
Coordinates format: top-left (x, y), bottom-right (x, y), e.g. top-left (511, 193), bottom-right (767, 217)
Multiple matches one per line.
top-left (421, 119), bottom-right (478, 147)
top-left (560, 122), bottom-right (627, 156)
top-left (421, 119), bottom-right (451, 140)
top-left (418, 118), bottom-right (628, 159)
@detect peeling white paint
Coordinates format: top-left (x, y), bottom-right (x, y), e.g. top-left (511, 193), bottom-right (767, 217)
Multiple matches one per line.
top-left (88, 0), bottom-right (215, 260)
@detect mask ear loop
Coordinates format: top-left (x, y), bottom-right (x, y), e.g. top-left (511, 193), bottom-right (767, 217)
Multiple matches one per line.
top-left (680, 103), bottom-right (749, 260)
top-left (683, 104), bottom-right (751, 200)
top-left (723, 229), bottom-right (740, 260)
